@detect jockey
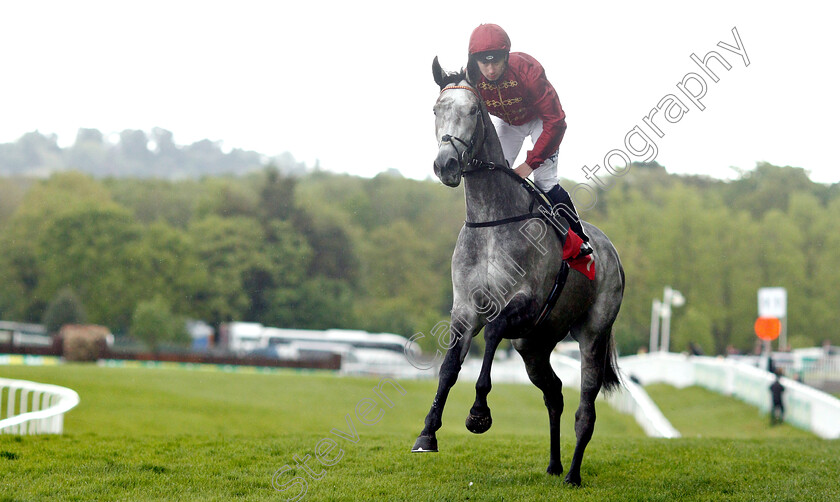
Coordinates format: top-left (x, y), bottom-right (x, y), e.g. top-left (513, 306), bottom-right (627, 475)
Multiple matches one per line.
top-left (466, 23), bottom-right (592, 256)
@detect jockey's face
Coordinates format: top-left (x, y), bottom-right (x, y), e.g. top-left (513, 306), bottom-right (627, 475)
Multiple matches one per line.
top-left (477, 59), bottom-right (506, 82)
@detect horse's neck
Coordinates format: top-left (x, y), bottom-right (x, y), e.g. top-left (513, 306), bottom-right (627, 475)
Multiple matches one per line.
top-left (464, 116), bottom-right (529, 222)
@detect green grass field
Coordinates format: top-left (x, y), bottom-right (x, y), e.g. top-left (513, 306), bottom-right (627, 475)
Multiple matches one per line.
top-left (643, 384), bottom-right (815, 439)
top-left (1, 364), bottom-right (838, 501)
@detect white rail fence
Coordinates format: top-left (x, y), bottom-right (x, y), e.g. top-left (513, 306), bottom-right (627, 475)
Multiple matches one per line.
top-left (0, 378), bottom-right (80, 434)
top-left (461, 352), bottom-right (681, 438)
top-left (620, 353), bottom-right (840, 439)
top-left (606, 377), bottom-right (681, 438)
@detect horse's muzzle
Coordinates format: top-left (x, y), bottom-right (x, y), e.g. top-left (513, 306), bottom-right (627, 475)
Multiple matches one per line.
top-left (434, 153), bottom-right (462, 187)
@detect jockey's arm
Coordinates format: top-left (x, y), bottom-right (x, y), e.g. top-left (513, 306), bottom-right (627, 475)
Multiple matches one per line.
top-left (514, 162), bottom-right (534, 178)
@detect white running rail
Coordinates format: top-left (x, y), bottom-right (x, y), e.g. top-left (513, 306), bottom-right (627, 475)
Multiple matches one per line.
top-left (620, 353), bottom-right (840, 439)
top-left (606, 376), bottom-right (681, 438)
top-left (460, 352), bottom-right (681, 438)
top-left (0, 378), bottom-right (80, 434)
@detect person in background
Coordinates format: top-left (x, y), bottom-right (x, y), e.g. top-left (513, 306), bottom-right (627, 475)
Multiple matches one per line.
top-left (769, 370), bottom-right (785, 426)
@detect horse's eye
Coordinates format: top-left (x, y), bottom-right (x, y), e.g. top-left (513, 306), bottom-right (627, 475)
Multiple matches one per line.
top-left (470, 106), bottom-right (478, 115)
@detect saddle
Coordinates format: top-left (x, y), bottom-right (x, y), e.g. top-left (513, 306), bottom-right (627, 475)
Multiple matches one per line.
top-left (516, 177), bottom-right (596, 328)
top-left (519, 177), bottom-right (596, 281)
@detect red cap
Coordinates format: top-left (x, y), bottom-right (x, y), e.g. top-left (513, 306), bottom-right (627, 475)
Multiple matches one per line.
top-left (468, 24), bottom-right (511, 55)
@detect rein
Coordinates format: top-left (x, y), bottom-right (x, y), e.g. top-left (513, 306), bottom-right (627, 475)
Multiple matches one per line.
top-left (438, 84), bottom-right (572, 330)
top-left (437, 84), bottom-right (566, 234)
top-left (437, 86), bottom-right (557, 228)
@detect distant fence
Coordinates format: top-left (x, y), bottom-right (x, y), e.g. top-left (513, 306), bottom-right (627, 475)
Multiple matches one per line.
top-left (0, 378), bottom-right (80, 435)
top-left (100, 349), bottom-right (342, 370)
top-left (781, 353), bottom-right (840, 391)
top-left (728, 350), bottom-right (840, 391)
top-left (459, 352), bottom-right (681, 438)
top-left (621, 353), bottom-right (840, 439)
top-left (0, 344), bottom-right (342, 371)
top-left (0, 342), bottom-right (61, 357)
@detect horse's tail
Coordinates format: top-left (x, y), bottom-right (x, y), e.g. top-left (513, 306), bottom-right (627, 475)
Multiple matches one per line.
top-left (602, 334), bottom-right (622, 394)
top-left (602, 260), bottom-right (625, 395)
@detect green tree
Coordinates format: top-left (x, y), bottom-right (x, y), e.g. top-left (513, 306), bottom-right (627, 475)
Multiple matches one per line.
top-left (127, 221), bottom-right (210, 320)
top-left (293, 207), bottom-right (360, 285)
top-left (724, 163), bottom-right (825, 219)
top-left (593, 181), bottom-right (665, 353)
top-left (786, 192), bottom-right (832, 346)
top-left (195, 177), bottom-right (260, 219)
top-left (105, 178), bottom-right (203, 228)
top-left (259, 165), bottom-right (297, 222)
top-left (273, 276), bottom-right (356, 329)
top-left (0, 172), bottom-right (120, 321)
top-left (355, 220), bottom-right (444, 337)
top-left (812, 197), bottom-right (840, 346)
top-left (130, 296), bottom-right (189, 352)
top-left (0, 177), bottom-right (33, 228)
top-left (188, 216), bottom-right (310, 327)
top-left (33, 206), bottom-right (144, 330)
top-left (42, 288), bottom-right (87, 335)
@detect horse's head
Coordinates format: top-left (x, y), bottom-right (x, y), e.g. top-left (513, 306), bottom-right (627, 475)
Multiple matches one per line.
top-left (432, 57), bottom-right (484, 187)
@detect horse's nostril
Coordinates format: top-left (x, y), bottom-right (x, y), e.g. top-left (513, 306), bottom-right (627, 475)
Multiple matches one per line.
top-left (441, 134), bottom-right (452, 142)
top-left (445, 157), bottom-right (459, 172)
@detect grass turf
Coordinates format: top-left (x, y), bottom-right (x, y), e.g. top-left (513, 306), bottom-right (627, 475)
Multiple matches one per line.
top-left (1, 364), bottom-right (838, 501)
top-left (643, 383), bottom-right (815, 439)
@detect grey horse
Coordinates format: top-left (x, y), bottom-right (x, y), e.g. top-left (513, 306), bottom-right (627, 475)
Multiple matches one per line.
top-left (411, 58), bottom-right (625, 487)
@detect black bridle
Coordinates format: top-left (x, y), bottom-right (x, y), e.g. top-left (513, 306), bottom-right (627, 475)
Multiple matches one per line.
top-left (439, 132), bottom-right (476, 169)
top-left (437, 85), bottom-right (493, 175)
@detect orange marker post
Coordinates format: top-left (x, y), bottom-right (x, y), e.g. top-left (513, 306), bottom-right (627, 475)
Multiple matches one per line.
top-left (754, 316), bottom-right (782, 341)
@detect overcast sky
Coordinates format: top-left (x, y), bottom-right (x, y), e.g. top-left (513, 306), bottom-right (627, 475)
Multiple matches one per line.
top-left (1, 1), bottom-right (838, 183)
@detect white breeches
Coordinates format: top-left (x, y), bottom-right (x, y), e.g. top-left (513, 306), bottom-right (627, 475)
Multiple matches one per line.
top-left (490, 115), bottom-right (559, 192)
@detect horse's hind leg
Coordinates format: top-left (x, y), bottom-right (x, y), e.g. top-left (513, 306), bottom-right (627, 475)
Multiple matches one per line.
top-left (565, 325), bottom-right (612, 486)
top-left (516, 339), bottom-right (565, 476)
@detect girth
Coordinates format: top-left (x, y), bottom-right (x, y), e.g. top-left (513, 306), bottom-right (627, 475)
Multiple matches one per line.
top-left (464, 212), bottom-right (542, 228)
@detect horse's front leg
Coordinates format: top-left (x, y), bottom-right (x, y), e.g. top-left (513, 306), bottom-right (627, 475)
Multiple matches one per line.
top-left (465, 323), bottom-right (503, 434)
top-left (412, 317), bottom-right (478, 452)
top-left (466, 293), bottom-right (532, 434)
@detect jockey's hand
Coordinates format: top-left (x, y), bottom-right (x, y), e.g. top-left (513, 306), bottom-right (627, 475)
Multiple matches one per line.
top-left (514, 162), bottom-right (533, 178)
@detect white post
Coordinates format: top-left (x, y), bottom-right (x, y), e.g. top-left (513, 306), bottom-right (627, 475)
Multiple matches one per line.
top-left (660, 286), bottom-right (685, 353)
top-left (650, 299), bottom-right (661, 352)
top-left (660, 302), bottom-right (672, 352)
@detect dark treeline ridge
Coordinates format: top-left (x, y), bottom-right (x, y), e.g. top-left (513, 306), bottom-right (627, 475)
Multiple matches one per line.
top-left (1, 160), bottom-right (838, 356)
top-left (0, 129), bottom-right (308, 179)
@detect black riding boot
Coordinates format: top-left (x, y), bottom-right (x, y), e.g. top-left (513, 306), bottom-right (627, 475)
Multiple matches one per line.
top-left (546, 185), bottom-right (593, 256)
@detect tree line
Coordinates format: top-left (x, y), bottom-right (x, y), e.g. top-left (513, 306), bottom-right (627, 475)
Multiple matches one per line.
top-left (0, 128), bottom-right (308, 179)
top-left (0, 162), bottom-right (838, 355)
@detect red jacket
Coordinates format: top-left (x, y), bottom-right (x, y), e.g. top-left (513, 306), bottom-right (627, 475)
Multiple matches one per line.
top-left (475, 52), bottom-right (567, 169)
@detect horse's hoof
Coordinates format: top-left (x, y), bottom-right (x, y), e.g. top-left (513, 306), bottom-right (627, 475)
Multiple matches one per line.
top-left (411, 435), bottom-right (438, 453)
top-left (465, 413), bottom-right (492, 434)
top-left (546, 462), bottom-right (563, 476)
top-left (564, 472), bottom-right (581, 486)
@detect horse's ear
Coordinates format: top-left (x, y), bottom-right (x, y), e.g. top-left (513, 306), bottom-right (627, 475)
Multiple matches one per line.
top-left (432, 56), bottom-right (446, 89)
top-left (465, 60), bottom-right (478, 86)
